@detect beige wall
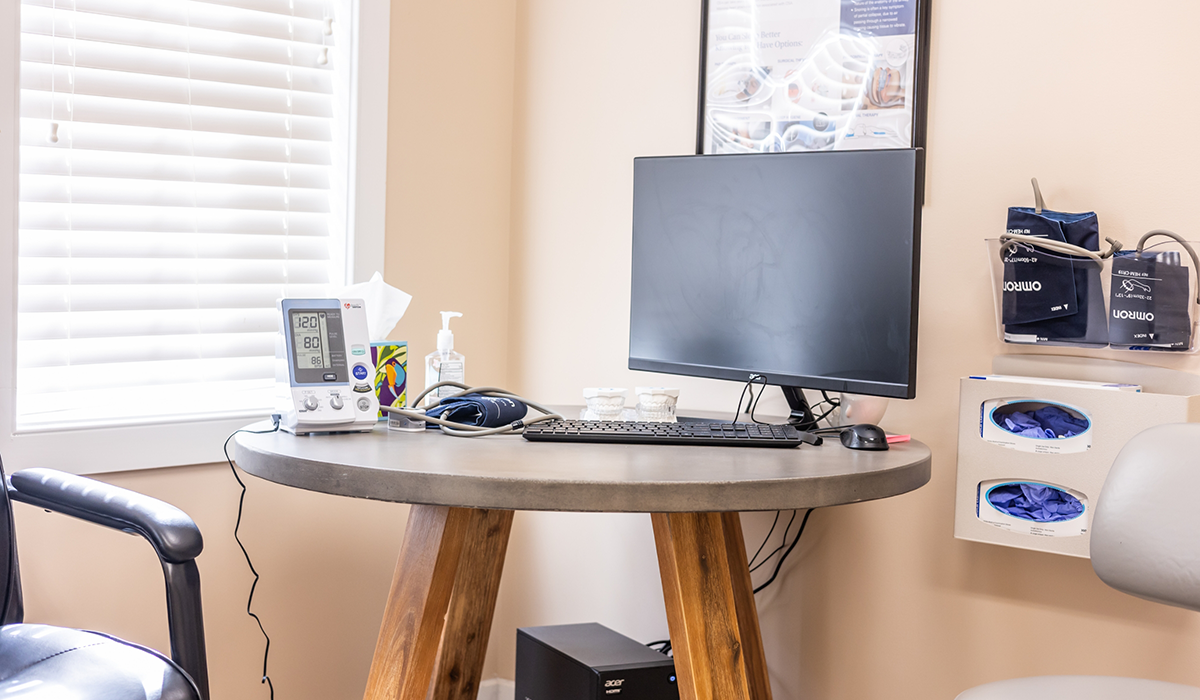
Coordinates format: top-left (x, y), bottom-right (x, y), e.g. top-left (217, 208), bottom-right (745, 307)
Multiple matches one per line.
top-left (16, 2), bottom-right (1200, 700)
top-left (505, 0), bottom-right (1200, 699)
top-left (384, 0), bottom-right (518, 388)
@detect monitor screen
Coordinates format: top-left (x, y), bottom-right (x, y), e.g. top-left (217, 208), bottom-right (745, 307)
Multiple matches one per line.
top-left (628, 148), bottom-right (922, 399)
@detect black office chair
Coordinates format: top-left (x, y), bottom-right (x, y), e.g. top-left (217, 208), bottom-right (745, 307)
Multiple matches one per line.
top-left (0, 459), bottom-right (208, 700)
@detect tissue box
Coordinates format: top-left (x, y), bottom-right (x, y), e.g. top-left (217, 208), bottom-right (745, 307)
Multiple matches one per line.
top-left (371, 342), bottom-right (408, 419)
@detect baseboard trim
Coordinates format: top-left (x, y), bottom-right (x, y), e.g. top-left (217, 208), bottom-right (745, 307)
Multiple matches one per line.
top-left (479, 678), bottom-right (515, 700)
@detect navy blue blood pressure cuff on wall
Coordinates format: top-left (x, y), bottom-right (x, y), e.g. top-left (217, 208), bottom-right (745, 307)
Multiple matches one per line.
top-left (424, 394), bottom-right (527, 428)
top-left (1003, 207), bottom-right (1105, 344)
top-left (1001, 208), bottom-right (1082, 324)
top-left (1108, 231), bottom-right (1199, 350)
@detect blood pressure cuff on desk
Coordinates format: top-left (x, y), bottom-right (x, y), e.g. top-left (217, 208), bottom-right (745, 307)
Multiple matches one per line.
top-left (1003, 207), bottom-right (1106, 344)
top-left (424, 394), bottom-right (527, 428)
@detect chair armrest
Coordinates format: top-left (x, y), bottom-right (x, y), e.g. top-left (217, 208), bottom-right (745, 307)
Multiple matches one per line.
top-left (7, 468), bottom-right (210, 699)
top-left (7, 468), bottom-right (202, 564)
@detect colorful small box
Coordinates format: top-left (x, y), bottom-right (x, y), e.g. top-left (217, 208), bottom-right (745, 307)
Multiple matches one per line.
top-left (370, 342), bottom-right (408, 420)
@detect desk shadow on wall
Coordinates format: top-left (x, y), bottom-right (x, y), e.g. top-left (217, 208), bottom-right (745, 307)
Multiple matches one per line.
top-left (742, 507), bottom-right (832, 700)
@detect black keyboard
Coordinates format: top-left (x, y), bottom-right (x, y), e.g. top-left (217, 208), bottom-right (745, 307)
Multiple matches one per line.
top-left (522, 420), bottom-right (803, 448)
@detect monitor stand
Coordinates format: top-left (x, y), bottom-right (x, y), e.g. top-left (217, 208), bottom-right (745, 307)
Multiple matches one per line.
top-left (781, 386), bottom-right (820, 432)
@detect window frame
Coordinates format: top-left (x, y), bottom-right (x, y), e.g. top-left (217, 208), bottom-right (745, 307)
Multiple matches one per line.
top-left (0, 0), bottom-right (390, 475)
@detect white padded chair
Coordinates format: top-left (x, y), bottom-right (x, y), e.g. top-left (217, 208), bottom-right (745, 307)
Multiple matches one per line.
top-left (957, 423), bottom-right (1200, 700)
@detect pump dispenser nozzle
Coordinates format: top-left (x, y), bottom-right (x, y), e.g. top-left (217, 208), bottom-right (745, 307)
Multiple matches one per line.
top-left (437, 311), bottom-right (462, 351)
top-left (424, 311), bottom-right (466, 406)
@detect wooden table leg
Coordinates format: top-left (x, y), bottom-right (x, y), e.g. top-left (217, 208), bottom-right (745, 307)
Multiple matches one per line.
top-left (364, 505), bottom-right (473, 700)
top-left (652, 512), bottom-right (773, 700)
top-left (720, 512), bottom-right (772, 700)
top-left (428, 509), bottom-right (514, 700)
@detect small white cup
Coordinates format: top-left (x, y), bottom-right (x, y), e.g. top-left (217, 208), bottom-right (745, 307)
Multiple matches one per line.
top-left (582, 387), bottom-right (627, 421)
top-left (635, 387), bottom-right (679, 422)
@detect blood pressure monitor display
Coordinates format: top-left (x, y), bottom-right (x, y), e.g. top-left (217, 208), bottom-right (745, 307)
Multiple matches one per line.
top-left (292, 312), bottom-right (332, 368)
top-left (288, 308), bottom-right (348, 384)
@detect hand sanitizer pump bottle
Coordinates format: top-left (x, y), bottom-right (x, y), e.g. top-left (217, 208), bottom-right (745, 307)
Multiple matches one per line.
top-left (424, 311), bottom-right (465, 406)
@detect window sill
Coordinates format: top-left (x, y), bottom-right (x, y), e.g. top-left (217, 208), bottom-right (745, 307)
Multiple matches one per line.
top-left (1, 414), bottom-right (270, 475)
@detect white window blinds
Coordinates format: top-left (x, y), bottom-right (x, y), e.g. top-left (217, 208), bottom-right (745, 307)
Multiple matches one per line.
top-left (17, 0), bottom-right (353, 431)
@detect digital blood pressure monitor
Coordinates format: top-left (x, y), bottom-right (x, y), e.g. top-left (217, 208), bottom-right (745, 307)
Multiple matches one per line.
top-left (276, 298), bottom-right (379, 434)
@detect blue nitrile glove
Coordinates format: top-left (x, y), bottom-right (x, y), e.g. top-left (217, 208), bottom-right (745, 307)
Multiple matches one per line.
top-left (423, 394), bottom-right (527, 428)
top-left (1032, 406), bottom-right (1089, 438)
top-left (987, 483), bottom-right (1085, 522)
top-left (1002, 411), bottom-right (1041, 433)
top-left (1001, 411), bottom-right (1054, 438)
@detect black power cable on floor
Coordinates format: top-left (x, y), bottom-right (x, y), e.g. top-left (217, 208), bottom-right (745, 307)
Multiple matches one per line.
top-left (223, 418), bottom-right (280, 700)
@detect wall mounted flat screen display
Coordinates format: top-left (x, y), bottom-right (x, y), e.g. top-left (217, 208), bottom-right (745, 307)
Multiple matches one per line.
top-left (628, 148), bottom-right (922, 399)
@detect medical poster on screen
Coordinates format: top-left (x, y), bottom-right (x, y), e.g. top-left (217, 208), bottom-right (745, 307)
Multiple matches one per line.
top-left (701, 0), bottom-right (918, 154)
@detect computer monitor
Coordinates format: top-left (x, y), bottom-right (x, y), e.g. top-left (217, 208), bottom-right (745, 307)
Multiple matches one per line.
top-left (628, 148), bottom-right (923, 427)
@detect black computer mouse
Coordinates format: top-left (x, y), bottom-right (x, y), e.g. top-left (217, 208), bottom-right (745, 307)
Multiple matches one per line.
top-left (840, 424), bottom-right (889, 451)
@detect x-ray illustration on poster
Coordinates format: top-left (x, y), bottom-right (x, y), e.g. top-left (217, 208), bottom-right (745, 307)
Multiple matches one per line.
top-left (699, 0), bottom-right (927, 154)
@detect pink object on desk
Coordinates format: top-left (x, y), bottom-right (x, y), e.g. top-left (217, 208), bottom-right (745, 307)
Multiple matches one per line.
top-left (886, 434), bottom-right (911, 444)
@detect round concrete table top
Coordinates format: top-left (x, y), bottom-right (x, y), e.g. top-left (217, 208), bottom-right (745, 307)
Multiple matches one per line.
top-left (232, 413), bottom-right (931, 513)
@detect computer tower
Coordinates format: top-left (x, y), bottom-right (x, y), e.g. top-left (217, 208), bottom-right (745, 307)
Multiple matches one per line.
top-left (516, 623), bottom-right (680, 700)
